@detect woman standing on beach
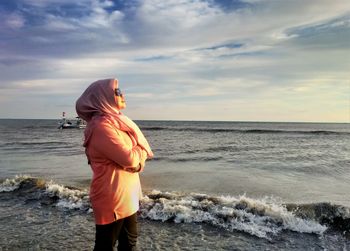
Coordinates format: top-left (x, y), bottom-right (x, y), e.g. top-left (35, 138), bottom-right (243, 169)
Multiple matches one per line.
top-left (76, 78), bottom-right (153, 251)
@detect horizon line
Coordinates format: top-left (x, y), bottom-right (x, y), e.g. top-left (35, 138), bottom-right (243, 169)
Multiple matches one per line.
top-left (0, 117), bottom-right (349, 124)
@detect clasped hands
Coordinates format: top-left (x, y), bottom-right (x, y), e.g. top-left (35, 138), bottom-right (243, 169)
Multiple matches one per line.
top-left (123, 148), bottom-right (147, 173)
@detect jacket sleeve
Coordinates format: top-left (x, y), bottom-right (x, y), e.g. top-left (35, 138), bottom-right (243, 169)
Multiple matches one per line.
top-left (91, 120), bottom-right (144, 168)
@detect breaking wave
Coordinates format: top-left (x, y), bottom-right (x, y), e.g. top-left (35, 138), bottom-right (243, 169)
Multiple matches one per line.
top-left (1, 176), bottom-right (349, 239)
top-left (140, 191), bottom-right (327, 239)
top-left (0, 175), bottom-right (91, 211)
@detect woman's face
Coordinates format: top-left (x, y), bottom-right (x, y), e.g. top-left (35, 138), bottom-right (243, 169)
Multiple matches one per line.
top-left (115, 87), bottom-right (126, 110)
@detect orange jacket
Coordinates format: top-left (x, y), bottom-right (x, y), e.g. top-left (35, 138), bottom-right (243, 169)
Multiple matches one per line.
top-left (85, 116), bottom-right (146, 225)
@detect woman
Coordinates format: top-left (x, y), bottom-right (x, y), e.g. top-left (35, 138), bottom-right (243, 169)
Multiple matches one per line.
top-left (76, 78), bottom-right (153, 251)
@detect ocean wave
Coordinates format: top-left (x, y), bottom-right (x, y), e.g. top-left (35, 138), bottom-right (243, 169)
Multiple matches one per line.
top-left (0, 175), bottom-right (32, 192)
top-left (0, 141), bottom-right (84, 156)
top-left (0, 141), bottom-right (78, 150)
top-left (151, 156), bottom-right (224, 162)
top-left (139, 191), bottom-right (327, 239)
top-left (286, 203), bottom-right (350, 233)
top-left (152, 146), bottom-right (253, 157)
top-left (141, 126), bottom-right (349, 135)
top-left (1, 141), bottom-right (68, 146)
top-left (45, 181), bottom-right (90, 210)
top-left (1, 176), bottom-right (349, 239)
top-left (0, 175), bottom-right (90, 211)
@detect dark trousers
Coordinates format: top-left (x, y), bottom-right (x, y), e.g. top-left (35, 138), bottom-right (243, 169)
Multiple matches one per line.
top-left (94, 213), bottom-right (138, 251)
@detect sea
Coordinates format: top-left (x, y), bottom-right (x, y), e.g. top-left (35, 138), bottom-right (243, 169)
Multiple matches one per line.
top-left (0, 119), bottom-right (349, 251)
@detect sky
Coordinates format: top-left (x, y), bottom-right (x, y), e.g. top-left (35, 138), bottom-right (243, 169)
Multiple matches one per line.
top-left (0, 0), bottom-right (349, 122)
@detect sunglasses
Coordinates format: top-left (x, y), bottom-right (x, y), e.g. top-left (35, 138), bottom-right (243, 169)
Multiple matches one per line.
top-left (114, 88), bottom-right (123, 97)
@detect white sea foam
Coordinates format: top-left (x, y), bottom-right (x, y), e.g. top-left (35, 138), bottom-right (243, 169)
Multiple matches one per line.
top-left (0, 176), bottom-right (91, 211)
top-left (140, 190), bottom-right (327, 239)
top-left (45, 181), bottom-right (90, 210)
top-left (0, 175), bottom-right (31, 192)
top-left (0, 176), bottom-right (339, 238)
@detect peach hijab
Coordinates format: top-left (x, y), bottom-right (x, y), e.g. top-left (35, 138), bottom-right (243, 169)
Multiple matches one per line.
top-left (75, 78), bottom-right (153, 158)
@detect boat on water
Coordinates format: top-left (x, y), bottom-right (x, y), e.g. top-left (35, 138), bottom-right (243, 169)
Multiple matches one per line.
top-left (58, 112), bottom-right (86, 129)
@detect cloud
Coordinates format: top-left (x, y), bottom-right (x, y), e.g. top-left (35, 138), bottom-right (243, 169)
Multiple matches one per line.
top-left (283, 14), bottom-right (350, 50)
top-left (4, 12), bottom-right (25, 29)
top-left (0, 0), bottom-right (349, 121)
top-left (135, 55), bottom-right (174, 61)
top-left (0, 0), bottom-right (129, 59)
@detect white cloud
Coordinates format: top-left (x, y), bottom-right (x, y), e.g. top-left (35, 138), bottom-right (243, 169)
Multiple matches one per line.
top-left (81, 0), bottom-right (124, 28)
top-left (5, 13), bottom-right (25, 29)
top-left (127, 93), bottom-right (154, 98)
top-left (20, 0), bottom-right (90, 7)
top-left (45, 15), bottom-right (78, 31)
top-left (139, 0), bottom-right (220, 28)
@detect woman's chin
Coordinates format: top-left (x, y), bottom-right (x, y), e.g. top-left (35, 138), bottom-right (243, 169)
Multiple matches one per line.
top-left (117, 104), bottom-right (126, 110)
